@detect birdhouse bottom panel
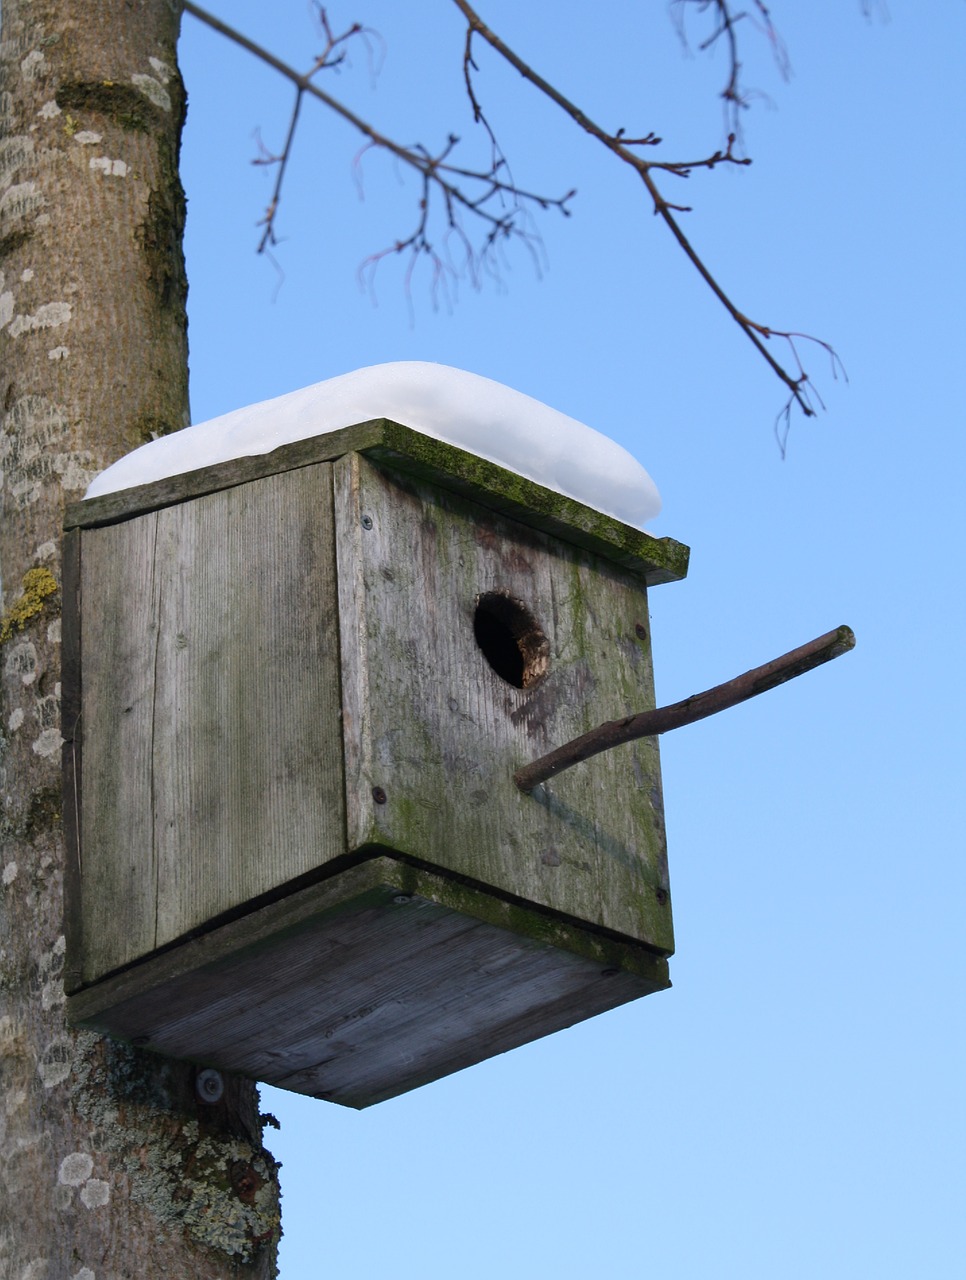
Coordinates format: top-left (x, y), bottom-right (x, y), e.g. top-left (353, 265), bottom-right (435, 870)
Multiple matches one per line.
top-left (65, 856), bottom-right (670, 1108)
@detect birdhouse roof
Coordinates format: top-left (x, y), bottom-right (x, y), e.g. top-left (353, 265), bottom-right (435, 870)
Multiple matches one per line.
top-left (86, 363), bottom-right (661, 527)
top-left (68, 367), bottom-right (689, 586)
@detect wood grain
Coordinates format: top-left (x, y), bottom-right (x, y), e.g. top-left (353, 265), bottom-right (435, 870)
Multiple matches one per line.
top-left (334, 453), bottom-right (674, 954)
top-left (69, 444), bottom-right (679, 1104)
top-left (61, 528), bottom-right (85, 994)
top-left (65, 420), bottom-right (689, 588)
top-left (67, 856), bottom-right (669, 1109)
top-left (77, 466), bottom-right (345, 980)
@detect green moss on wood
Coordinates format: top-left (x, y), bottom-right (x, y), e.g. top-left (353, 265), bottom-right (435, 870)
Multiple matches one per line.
top-left (64, 422), bottom-right (687, 589)
top-left (0, 567), bottom-right (58, 646)
top-left (365, 424), bottom-right (690, 585)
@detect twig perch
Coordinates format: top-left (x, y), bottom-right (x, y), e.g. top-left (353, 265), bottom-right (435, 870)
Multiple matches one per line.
top-left (514, 624), bottom-right (855, 794)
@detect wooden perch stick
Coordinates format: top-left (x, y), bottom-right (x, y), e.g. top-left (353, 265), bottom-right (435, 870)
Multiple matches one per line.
top-left (514, 624), bottom-right (855, 794)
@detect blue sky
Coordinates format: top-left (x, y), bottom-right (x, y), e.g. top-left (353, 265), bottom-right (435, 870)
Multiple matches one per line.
top-left (177, 4), bottom-right (965, 1275)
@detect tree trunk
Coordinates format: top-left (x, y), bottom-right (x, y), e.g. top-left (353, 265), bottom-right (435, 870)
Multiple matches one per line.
top-left (0, 1), bottom-right (281, 1274)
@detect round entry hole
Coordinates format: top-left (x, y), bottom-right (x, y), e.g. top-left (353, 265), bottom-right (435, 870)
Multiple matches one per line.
top-left (473, 591), bottom-right (549, 689)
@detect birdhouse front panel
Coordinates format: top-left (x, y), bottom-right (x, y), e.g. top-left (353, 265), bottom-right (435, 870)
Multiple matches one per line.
top-left (334, 451), bottom-right (673, 952)
top-left (63, 414), bottom-right (690, 1106)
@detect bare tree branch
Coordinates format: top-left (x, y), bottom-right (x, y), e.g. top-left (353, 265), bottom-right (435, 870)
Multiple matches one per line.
top-left (249, 8), bottom-right (364, 254)
top-left (450, 0), bottom-right (833, 422)
top-left (515, 625), bottom-right (856, 794)
top-left (670, 0), bottom-right (791, 138)
top-left (183, 1), bottom-right (573, 296)
top-left (185, 0), bottom-right (842, 429)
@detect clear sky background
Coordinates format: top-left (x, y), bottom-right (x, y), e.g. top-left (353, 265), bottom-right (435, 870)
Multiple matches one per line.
top-left (176, 4), bottom-right (964, 1276)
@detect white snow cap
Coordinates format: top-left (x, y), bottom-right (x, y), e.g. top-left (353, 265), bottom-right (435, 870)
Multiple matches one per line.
top-left (85, 362), bottom-right (662, 527)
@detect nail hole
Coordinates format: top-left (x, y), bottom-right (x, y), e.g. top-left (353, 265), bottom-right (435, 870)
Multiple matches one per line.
top-left (473, 591), bottom-right (549, 689)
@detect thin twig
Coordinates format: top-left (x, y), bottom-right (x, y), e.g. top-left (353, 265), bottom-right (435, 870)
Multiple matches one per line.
top-left (672, 0), bottom-right (790, 135)
top-left (451, 0), bottom-right (829, 422)
top-left (514, 625), bottom-right (855, 793)
top-left (184, 1), bottom-right (573, 292)
top-left (185, 0), bottom-right (840, 427)
top-left (253, 86), bottom-right (304, 252)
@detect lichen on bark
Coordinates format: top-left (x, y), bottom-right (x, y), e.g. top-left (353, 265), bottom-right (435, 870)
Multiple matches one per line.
top-left (69, 1039), bottom-right (282, 1264)
top-left (0, 566), bottom-right (59, 646)
top-left (0, 0), bottom-right (280, 1273)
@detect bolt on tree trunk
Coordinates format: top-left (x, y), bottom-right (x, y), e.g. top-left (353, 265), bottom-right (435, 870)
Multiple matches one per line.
top-left (0, 0), bottom-right (280, 1273)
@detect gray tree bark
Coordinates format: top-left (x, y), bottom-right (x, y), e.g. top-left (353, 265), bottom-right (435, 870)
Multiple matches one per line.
top-left (0, 1), bottom-right (281, 1274)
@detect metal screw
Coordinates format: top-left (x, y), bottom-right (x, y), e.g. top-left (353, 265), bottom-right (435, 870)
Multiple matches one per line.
top-left (392, 894), bottom-right (411, 906)
top-left (655, 888), bottom-right (669, 906)
top-left (361, 514), bottom-right (373, 530)
top-left (371, 786), bottom-right (387, 805)
top-left (195, 1068), bottom-right (224, 1104)
top-left (601, 967), bottom-right (620, 978)
top-left (635, 622), bottom-right (648, 641)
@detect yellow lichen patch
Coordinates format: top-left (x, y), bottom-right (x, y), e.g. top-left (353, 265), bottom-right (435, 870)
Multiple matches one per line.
top-left (0, 567), bottom-right (58, 646)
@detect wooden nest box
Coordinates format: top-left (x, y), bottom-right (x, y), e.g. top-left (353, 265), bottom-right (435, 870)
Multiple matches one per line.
top-left (62, 396), bottom-right (690, 1108)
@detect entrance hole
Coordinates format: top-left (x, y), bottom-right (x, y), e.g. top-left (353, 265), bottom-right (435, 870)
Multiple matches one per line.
top-left (473, 592), bottom-right (550, 689)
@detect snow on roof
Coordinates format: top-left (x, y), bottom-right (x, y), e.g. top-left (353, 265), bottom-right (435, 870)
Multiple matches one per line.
top-left (85, 362), bottom-right (662, 528)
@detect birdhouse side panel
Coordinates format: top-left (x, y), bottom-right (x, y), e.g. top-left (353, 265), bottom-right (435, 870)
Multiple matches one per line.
top-left (75, 511), bottom-right (165, 983)
top-left (75, 465), bottom-right (346, 984)
top-left (334, 452), bottom-right (672, 954)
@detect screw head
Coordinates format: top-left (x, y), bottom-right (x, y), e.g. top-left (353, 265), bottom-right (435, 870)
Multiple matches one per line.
top-left (635, 622), bottom-right (648, 641)
top-left (196, 1068), bottom-right (225, 1104)
top-left (372, 786), bottom-right (387, 805)
top-left (361, 514), bottom-right (373, 530)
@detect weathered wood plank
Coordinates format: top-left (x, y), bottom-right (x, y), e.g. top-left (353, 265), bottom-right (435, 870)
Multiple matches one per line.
top-left (66, 860), bottom-right (399, 1018)
top-left (64, 419), bottom-right (689, 586)
top-left (271, 903), bottom-right (663, 1108)
top-left (79, 509), bottom-right (163, 981)
top-left (68, 440), bottom-right (679, 1105)
top-left (66, 856), bottom-right (668, 1108)
top-left (334, 453), bottom-right (674, 955)
top-left (63, 420), bottom-right (387, 530)
top-left (149, 466), bottom-right (345, 951)
top-left (61, 527), bottom-right (85, 994)
top-left (77, 466), bottom-right (345, 979)
top-left (362, 423), bottom-right (689, 585)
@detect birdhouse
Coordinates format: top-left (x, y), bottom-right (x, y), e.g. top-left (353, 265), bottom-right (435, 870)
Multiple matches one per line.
top-left (62, 365), bottom-right (689, 1108)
